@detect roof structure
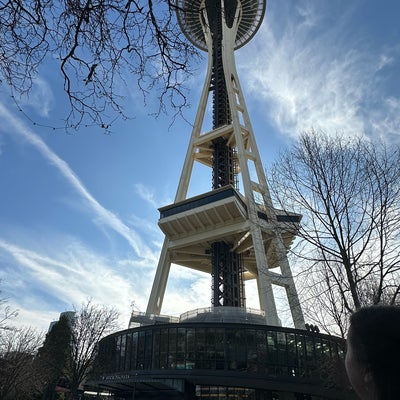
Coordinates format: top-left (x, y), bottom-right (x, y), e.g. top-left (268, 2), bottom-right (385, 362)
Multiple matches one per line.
top-left (176, 0), bottom-right (266, 51)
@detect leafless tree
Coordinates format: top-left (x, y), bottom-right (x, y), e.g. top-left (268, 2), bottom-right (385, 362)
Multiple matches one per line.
top-left (66, 300), bottom-right (120, 399)
top-left (269, 131), bottom-right (400, 336)
top-left (0, 283), bottom-right (43, 399)
top-left (0, 0), bottom-right (200, 129)
top-left (0, 326), bottom-right (44, 400)
top-left (0, 284), bottom-right (18, 331)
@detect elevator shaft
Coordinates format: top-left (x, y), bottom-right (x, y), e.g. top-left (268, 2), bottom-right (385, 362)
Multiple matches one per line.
top-left (206, 0), bottom-right (232, 129)
top-left (206, 0), bottom-right (244, 308)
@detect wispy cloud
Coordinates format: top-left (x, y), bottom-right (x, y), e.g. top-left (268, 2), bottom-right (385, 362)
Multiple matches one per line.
top-left (27, 78), bottom-right (55, 117)
top-left (0, 237), bottom-right (228, 330)
top-left (134, 183), bottom-right (161, 209)
top-left (239, 1), bottom-right (400, 141)
top-left (162, 265), bottom-right (260, 316)
top-left (0, 103), bottom-right (221, 330)
top-left (0, 238), bottom-right (151, 330)
top-left (0, 103), bottom-right (157, 262)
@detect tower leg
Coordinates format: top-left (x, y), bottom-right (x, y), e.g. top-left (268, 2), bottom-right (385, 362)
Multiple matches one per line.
top-left (146, 239), bottom-right (172, 315)
top-left (276, 237), bottom-right (305, 328)
top-left (146, 19), bottom-right (214, 316)
top-left (252, 226), bottom-right (280, 325)
top-left (219, 2), bottom-right (304, 326)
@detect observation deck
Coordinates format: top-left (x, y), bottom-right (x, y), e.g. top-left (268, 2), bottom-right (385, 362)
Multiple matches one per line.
top-left (158, 185), bottom-right (301, 278)
top-left (176, 0), bottom-right (266, 51)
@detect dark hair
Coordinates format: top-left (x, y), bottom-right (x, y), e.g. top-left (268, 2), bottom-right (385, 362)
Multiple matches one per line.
top-left (349, 306), bottom-right (400, 400)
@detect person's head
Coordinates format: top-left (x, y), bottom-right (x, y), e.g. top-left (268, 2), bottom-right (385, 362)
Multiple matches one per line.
top-left (345, 306), bottom-right (400, 400)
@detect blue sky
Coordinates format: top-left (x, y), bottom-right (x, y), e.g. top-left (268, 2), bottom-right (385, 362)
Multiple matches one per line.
top-left (1, 0), bottom-right (399, 332)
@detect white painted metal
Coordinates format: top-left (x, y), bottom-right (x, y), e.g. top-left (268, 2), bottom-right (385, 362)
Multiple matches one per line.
top-left (146, 0), bottom-right (305, 328)
top-left (146, 8), bottom-right (213, 316)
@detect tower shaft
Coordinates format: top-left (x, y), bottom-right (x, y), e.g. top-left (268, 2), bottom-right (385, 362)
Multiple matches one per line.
top-left (146, 0), bottom-right (305, 328)
top-left (207, 0), bottom-right (232, 128)
top-left (208, 0), bottom-right (244, 308)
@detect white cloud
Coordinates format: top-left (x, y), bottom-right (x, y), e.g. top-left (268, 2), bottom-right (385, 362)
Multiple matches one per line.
top-left (295, 1), bottom-right (319, 28)
top-left (369, 96), bottom-right (400, 140)
top-left (163, 266), bottom-right (211, 315)
top-left (0, 238), bottom-right (153, 331)
top-left (0, 103), bottom-right (157, 262)
top-left (134, 183), bottom-right (160, 209)
top-left (134, 182), bottom-right (174, 211)
top-left (376, 53), bottom-right (394, 72)
top-left (161, 266), bottom-right (261, 316)
top-left (4, 303), bottom-right (57, 333)
top-left (239, 2), bottom-right (400, 142)
top-left (10, 77), bottom-right (55, 118)
top-left (29, 78), bottom-right (55, 117)
top-left (0, 104), bottom-right (166, 330)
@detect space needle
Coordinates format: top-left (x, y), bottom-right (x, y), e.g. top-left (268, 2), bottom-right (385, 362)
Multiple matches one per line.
top-left (146, 0), bottom-right (304, 328)
top-left (89, 2), bottom-right (354, 399)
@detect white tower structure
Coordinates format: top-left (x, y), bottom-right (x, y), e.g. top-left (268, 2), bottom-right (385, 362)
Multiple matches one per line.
top-left (92, 3), bottom-right (352, 399)
top-left (146, 0), bottom-right (305, 329)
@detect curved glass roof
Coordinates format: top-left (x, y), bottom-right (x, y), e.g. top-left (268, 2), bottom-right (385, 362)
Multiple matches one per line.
top-left (176, 0), bottom-right (266, 51)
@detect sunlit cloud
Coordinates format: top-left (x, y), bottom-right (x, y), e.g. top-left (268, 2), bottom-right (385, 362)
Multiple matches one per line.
top-left (163, 266), bottom-right (211, 315)
top-left (239, 2), bottom-right (400, 141)
top-left (0, 238), bottom-right (152, 330)
top-left (162, 265), bottom-right (260, 316)
top-left (0, 103), bottom-right (157, 262)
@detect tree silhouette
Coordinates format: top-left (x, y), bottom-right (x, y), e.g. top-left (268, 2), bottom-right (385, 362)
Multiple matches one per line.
top-left (36, 314), bottom-right (72, 399)
top-left (0, 0), bottom-right (200, 129)
top-left (270, 132), bottom-right (400, 336)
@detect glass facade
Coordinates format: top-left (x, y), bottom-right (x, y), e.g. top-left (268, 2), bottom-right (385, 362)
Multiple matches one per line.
top-left (97, 323), bottom-right (345, 384)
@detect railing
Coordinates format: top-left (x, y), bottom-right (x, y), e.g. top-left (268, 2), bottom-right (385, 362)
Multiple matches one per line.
top-left (179, 306), bottom-right (265, 323)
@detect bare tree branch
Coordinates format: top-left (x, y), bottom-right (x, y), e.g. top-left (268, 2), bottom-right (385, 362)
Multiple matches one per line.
top-left (67, 300), bottom-right (120, 399)
top-left (0, 0), bottom-right (201, 130)
top-left (270, 131), bottom-right (400, 335)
